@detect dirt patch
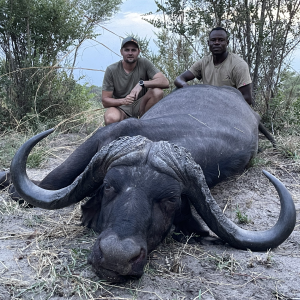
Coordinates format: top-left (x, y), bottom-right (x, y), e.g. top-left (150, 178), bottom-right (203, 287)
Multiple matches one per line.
top-left (0, 135), bottom-right (299, 300)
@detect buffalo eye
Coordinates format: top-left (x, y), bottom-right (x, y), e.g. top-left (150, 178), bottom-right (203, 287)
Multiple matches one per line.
top-left (159, 196), bottom-right (181, 214)
top-left (160, 196), bottom-right (180, 205)
top-left (104, 182), bottom-right (113, 192)
top-left (166, 197), bottom-right (178, 203)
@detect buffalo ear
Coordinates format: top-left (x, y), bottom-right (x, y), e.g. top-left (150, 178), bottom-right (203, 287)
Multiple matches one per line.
top-left (81, 189), bottom-right (102, 232)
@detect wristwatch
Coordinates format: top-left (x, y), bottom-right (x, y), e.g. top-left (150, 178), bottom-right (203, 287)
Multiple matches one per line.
top-left (139, 80), bottom-right (144, 87)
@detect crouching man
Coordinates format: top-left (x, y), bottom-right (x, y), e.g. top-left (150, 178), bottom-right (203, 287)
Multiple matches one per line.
top-left (102, 36), bottom-right (169, 125)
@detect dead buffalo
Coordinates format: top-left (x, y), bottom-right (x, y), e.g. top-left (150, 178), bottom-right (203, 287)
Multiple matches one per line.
top-left (3, 85), bottom-right (296, 282)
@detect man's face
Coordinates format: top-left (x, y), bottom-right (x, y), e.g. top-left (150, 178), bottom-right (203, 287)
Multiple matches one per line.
top-left (120, 42), bottom-right (140, 64)
top-left (208, 30), bottom-right (229, 55)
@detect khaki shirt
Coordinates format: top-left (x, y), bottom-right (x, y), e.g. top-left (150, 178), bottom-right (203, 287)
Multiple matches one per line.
top-left (102, 57), bottom-right (160, 99)
top-left (189, 53), bottom-right (252, 89)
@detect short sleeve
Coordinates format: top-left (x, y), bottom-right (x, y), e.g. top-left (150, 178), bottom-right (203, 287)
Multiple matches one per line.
top-left (102, 67), bottom-right (114, 91)
top-left (143, 58), bottom-right (160, 79)
top-left (232, 61), bottom-right (252, 89)
top-left (189, 60), bottom-right (203, 80)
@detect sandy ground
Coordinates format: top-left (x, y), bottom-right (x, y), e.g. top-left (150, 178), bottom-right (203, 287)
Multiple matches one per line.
top-left (0, 134), bottom-right (299, 300)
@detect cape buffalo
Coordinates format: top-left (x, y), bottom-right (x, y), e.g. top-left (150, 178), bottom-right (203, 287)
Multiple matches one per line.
top-left (2, 85), bottom-right (296, 282)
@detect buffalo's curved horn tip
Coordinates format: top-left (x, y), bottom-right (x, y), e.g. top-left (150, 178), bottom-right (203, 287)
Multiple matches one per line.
top-left (10, 128), bottom-right (83, 210)
top-left (187, 165), bottom-right (296, 251)
top-left (262, 169), bottom-right (296, 236)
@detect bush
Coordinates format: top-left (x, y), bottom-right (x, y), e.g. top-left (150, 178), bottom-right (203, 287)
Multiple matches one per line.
top-left (257, 70), bottom-right (300, 135)
top-left (0, 69), bottom-right (94, 131)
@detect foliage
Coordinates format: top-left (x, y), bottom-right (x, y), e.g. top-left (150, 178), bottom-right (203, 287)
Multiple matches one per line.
top-left (248, 156), bottom-right (271, 168)
top-left (275, 134), bottom-right (300, 159)
top-left (0, 0), bottom-right (121, 130)
top-left (151, 30), bottom-right (197, 92)
top-left (134, 31), bottom-right (198, 93)
top-left (0, 131), bottom-right (23, 169)
top-left (89, 85), bottom-right (102, 104)
top-left (0, 129), bottom-right (50, 169)
top-left (26, 147), bottom-right (49, 168)
top-left (260, 71), bottom-right (300, 133)
top-left (0, 69), bottom-right (93, 131)
top-left (235, 205), bottom-right (251, 224)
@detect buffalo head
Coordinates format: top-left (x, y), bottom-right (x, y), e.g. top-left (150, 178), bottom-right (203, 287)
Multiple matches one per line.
top-left (9, 129), bottom-right (296, 282)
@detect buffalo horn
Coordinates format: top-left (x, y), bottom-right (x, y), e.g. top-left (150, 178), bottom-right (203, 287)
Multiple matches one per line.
top-left (10, 131), bottom-right (151, 209)
top-left (181, 151), bottom-right (295, 251)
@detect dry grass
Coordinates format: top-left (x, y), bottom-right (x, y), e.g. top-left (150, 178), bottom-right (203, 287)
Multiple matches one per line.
top-left (0, 193), bottom-right (115, 299)
top-left (275, 134), bottom-right (300, 160)
top-left (0, 107), bottom-right (105, 170)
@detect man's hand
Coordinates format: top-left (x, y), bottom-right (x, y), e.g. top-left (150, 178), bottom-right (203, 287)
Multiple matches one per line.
top-left (122, 94), bottom-right (135, 105)
top-left (130, 84), bottom-right (143, 100)
top-left (102, 90), bottom-right (135, 108)
top-left (174, 70), bottom-right (196, 88)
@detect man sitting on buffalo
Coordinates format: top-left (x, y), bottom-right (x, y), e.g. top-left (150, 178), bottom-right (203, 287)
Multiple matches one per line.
top-left (174, 27), bottom-right (253, 106)
top-left (102, 37), bottom-right (169, 125)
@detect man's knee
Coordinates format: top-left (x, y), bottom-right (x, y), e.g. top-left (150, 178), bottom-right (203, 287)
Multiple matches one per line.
top-left (104, 114), bottom-right (117, 125)
top-left (104, 108), bottom-right (125, 125)
top-left (147, 88), bottom-right (164, 103)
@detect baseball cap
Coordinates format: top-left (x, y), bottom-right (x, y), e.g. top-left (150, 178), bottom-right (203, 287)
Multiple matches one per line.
top-left (121, 36), bottom-right (139, 49)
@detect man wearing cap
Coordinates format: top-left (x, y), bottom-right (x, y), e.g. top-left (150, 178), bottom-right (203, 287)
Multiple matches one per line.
top-left (102, 36), bottom-right (169, 125)
top-left (174, 27), bottom-right (253, 106)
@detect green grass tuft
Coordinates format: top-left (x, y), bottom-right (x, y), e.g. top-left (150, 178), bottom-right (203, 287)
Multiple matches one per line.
top-left (235, 205), bottom-right (251, 224)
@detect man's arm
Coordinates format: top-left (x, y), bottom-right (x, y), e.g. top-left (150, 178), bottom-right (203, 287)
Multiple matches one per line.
top-left (145, 72), bottom-right (169, 89)
top-left (238, 84), bottom-right (253, 106)
top-left (174, 70), bottom-right (195, 88)
top-left (130, 72), bottom-right (169, 100)
top-left (102, 90), bottom-right (135, 108)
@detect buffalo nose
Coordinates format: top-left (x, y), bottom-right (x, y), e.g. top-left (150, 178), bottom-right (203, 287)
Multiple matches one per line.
top-left (98, 234), bottom-right (146, 275)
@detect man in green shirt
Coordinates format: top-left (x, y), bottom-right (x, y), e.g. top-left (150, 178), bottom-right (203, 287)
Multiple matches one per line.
top-left (174, 27), bottom-right (253, 106)
top-left (102, 37), bottom-right (169, 125)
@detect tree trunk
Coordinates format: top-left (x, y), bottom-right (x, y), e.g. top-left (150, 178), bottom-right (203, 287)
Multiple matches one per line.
top-left (252, 0), bottom-right (266, 101)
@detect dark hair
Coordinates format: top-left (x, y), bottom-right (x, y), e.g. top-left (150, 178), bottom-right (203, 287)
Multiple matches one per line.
top-left (209, 27), bottom-right (229, 39)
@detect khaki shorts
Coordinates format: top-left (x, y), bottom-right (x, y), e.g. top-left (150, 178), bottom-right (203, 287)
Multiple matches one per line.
top-left (118, 96), bottom-right (144, 118)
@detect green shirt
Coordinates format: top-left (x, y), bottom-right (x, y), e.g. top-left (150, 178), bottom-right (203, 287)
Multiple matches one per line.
top-left (102, 57), bottom-right (160, 99)
top-left (189, 52), bottom-right (252, 89)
